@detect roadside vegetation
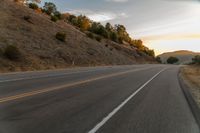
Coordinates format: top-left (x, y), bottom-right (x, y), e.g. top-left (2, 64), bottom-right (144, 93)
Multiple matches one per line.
top-left (3, 45), bottom-right (21, 61)
top-left (181, 65), bottom-right (200, 107)
top-left (167, 56), bottom-right (179, 64)
top-left (14, 0), bottom-right (155, 57)
top-left (156, 56), bottom-right (162, 63)
top-left (192, 55), bottom-right (200, 64)
top-left (181, 55), bottom-right (200, 107)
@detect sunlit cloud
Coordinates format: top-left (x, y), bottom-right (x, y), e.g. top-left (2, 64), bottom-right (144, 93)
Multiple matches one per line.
top-left (65, 9), bottom-right (128, 22)
top-left (46, 0), bottom-right (200, 54)
top-left (142, 34), bottom-right (200, 41)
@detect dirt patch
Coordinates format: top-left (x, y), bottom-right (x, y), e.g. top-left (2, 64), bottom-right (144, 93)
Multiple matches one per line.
top-left (181, 65), bottom-right (200, 107)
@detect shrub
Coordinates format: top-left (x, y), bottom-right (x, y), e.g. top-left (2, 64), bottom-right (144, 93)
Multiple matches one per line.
top-left (167, 56), bottom-right (179, 64)
top-left (192, 55), bottom-right (200, 64)
top-left (56, 32), bottom-right (66, 42)
top-left (156, 56), bottom-right (162, 63)
top-left (4, 45), bottom-right (21, 60)
top-left (51, 15), bottom-right (58, 22)
top-left (24, 15), bottom-right (31, 21)
top-left (29, 3), bottom-right (39, 10)
top-left (95, 36), bottom-right (102, 42)
top-left (87, 32), bottom-right (94, 39)
top-left (0, 48), bottom-right (3, 56)
top-left (54, 11), bottom-right (62, 20)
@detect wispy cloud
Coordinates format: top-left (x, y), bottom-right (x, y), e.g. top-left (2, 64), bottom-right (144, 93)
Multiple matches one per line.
top-left (65, 9), bottom-right (128, 22)
top-left (105, 0), bottom-right (129, 2)
top-left (142, 34), bottom-right (200, 41)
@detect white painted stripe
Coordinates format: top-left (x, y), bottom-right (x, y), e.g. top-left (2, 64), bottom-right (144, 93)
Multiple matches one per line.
top-left (88, 68), bottom-right (166, 133)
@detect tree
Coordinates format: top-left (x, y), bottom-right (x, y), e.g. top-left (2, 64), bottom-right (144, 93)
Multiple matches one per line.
top-left (105, 22), bottom-right (113, 32)
top-left (29, 3), bottom-right (39, 10)
top-left (89, 22), bottom-right (108, 38)
top-left (133, 40), bottom-right (145, 50)
top-left (54, 11), bottom-right (62, 19)
top-left (77, 15), bottom-right (91, 31)
top-left (110, 32), bottom-right (118, 42)
top-left (192, 55), bottom-right (200, 64)
top-left (167, 56), bottom-right (179, 64)
top-left (115, 24), bottom-right (130, 43)
top-left (145, 49), bottom-right (155, 57)
top-left (43, 2), bottom-right (57, 15)
top-left (156, 56), bottom-right (162, 63)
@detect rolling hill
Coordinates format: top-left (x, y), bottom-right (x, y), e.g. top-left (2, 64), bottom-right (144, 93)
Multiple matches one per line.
top-left (0, 0), bottom-right (155, 73)
top-left (158, 50), bottom-right (200, 64)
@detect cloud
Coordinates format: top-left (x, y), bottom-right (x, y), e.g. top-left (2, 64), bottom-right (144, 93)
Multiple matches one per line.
top-left (105, 0), bottom-right (129, 3)
top-left (65, 9), bottom-right (128, 22)
top-left (142, 34), bottom-right (200, 41)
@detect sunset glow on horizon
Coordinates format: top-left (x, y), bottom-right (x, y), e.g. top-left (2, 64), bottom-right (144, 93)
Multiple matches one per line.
top-left (43, 0), bottom-right (200, 55)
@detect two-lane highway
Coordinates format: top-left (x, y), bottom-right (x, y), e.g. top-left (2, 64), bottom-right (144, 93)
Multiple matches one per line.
top-left (0, 65), bottom-right (199, 133)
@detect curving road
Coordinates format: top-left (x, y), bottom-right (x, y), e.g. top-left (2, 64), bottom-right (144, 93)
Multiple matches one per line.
top-left (0, 65), bottom-right (199, 133)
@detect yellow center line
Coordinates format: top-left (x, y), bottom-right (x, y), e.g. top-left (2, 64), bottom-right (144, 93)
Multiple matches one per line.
top-left (0, 67), bottom-right (155, 103)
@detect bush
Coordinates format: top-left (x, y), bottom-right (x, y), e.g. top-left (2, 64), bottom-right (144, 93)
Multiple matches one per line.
top-left (192, 55), bottom-right (200, 64)
top-left (4, 45), bottom-right (21, 60)
top-left (156, 56), bottom-right (162, 63)
top-left (54, 11), bottom-right (62, 20)
top-left (95, 36), bottom-right (102, 42)
top-left (24, 15), bottom-right (31, 21)
top-left (167, 56), bottom-right (179, 64)
top-left (51, 15), bottom-right (58, 22)
top-left (87, 32), bottom-right (94, 39)
top-left (0, 48), bottom-right (3, 56)
top-left (56, 32), bottom-right (66, 42)
top-left (29, 3), bottom-right (39, 10)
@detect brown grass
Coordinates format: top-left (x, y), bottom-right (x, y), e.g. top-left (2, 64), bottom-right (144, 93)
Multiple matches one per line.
top-left (181, 65), bottom-right (200, 107)
top-left (0, 0), bottom-right (155, 73)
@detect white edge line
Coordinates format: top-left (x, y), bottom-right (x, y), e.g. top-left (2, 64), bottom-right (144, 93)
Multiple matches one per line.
top-left (88, 68), bottom-right (167, 133)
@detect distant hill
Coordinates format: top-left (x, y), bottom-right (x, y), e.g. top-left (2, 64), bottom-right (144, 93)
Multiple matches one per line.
top-left (0, 0), bottom-right (155, 72)
top-left (158, 50), bottom-right (200, 64)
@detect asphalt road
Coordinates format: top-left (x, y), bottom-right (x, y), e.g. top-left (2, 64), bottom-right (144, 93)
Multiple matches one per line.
top-left (0, 65), bottom-right (199, 133)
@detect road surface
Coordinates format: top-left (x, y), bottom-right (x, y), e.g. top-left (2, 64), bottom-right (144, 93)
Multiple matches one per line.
top-left (0, 65), bottom-right (199, 133)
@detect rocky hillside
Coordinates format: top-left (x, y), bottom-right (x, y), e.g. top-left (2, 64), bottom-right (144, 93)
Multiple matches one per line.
top-left (158, 50), bottom-right (200, 64)
top-left (0, 0), bottom-right (155, 72)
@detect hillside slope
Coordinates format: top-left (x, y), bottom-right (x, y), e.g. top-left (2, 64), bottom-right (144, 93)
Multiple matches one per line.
top-left (158, 50), bottom-right (200, 64)
top-left (0, 0), bottom-right (155, 72)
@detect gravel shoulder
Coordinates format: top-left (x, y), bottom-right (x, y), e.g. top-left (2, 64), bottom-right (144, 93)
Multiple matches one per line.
top-left (180, 65), bottom-right (200, 107)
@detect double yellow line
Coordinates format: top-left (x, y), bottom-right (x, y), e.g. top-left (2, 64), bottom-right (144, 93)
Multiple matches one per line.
top-left (0, 67), bottom-right (153, 103)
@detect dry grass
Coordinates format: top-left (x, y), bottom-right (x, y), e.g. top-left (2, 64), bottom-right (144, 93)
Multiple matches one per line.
top-left (181, 65), bottom-right (200, 107)
top-left (0, 0), bottom-right (155, 73)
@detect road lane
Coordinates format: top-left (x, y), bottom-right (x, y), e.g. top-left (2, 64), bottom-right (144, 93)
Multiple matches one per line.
top-left (0, 65), bottom-right (157, 99)
top-left (0, 65), bottom-right (198, 133)
top-left (97, 66), bottom-right (199, 133)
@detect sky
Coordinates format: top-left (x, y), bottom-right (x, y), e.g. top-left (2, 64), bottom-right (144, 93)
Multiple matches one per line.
top-left (41, 0), bottom-right (200, 55)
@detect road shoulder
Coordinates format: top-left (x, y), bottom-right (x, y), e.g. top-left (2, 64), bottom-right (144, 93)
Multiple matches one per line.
top-left (179, 66), bottom-right (200, 127)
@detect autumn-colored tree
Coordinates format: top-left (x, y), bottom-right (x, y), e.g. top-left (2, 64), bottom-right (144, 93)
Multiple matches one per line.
top-left (77, 15), bottom-right (91, 31)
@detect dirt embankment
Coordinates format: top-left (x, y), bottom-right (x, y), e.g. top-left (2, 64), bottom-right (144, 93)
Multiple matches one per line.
top-left (0, 0), bottom-right (155, 73)
top-left (181, 65), bottom-right (200, 107)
